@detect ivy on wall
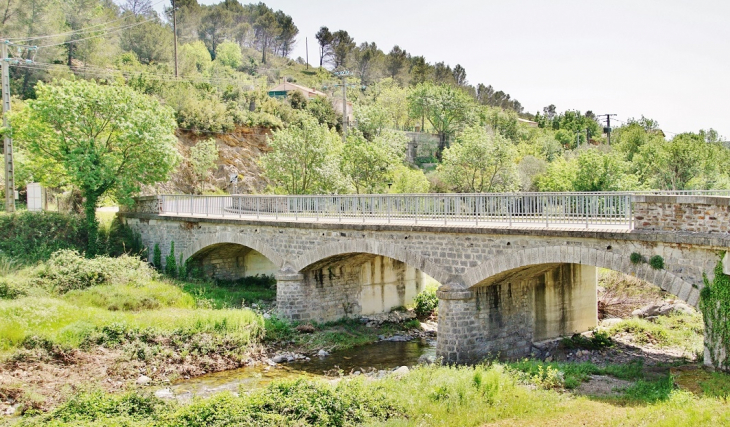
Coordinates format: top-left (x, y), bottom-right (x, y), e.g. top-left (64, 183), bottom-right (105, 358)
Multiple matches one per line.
top-left (700, 254), bottom-right (730, 369)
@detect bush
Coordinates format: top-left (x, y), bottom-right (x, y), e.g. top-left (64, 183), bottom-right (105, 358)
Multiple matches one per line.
top-left (649, 255), bottom-right (665, 270)
top-left (165, 242), bottom-right (177, 277)
top-left (153, 243), bottom-right (162, 270)
top-left (165, 378), bottom-right (402, 427)
top-left (561, 330), bottom-right (613, 350)
top-left (36, 250), bottom-right (156, 294)
top-left (101, 217), bottom-right (145, 258)
top-left (0, 211), bottom-right (86, 263)
top-left (630, 252), bottom-right (643, 264)
top-left (414, 285), bottom-right (438, 317)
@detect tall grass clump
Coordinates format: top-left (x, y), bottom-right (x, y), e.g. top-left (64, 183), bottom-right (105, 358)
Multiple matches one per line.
top-left (35, 250), bottom-right (155, 294)
top-left (0, 211), bottom-right (86, 263)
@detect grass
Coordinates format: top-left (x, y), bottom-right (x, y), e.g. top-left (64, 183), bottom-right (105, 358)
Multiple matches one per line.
top-left (13, 363), bottom-right (730, 426)
top-left (264, 316), bottom-right (417, 352)
top-left (179, 279), bottom-right (276, 309)
top-left (507, 359), bottom-right (644, 389)
top-left (607, 312), bottom-right (704, 356)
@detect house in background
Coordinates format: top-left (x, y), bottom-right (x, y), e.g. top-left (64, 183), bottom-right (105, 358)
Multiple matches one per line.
top-left (268, 81), bottom-right (354, 124)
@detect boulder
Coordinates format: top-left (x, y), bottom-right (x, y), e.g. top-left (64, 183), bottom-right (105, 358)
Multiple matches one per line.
top-left (136, 375), bottom-right (152, 386)
top-left (632, 301), bottom-right (695, 319)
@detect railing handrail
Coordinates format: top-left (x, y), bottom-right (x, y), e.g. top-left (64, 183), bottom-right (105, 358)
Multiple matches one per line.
top-left (142, 191), bottom-right (730, 231)
top-left (152, 190), bottom-right (730, 198)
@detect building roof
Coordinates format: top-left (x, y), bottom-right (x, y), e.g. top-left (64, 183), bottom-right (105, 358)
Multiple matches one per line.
top-left (268, 82), bottom-right (327, 98)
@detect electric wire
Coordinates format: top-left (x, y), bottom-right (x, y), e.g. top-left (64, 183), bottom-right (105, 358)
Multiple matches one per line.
top-left (8, 0), bottom-right (168, 43)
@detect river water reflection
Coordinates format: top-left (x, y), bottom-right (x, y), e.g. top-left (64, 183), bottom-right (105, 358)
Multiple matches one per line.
top-left (168, 339), bottom-right (435, 400)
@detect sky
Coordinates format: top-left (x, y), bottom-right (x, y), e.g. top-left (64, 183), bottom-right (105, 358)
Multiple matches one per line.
top-left (155, 0), bottom-right (730, 138)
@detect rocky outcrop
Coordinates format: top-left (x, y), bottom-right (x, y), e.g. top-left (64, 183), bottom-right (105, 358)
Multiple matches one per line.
top-left (144, 126), bottom-right (273, 195)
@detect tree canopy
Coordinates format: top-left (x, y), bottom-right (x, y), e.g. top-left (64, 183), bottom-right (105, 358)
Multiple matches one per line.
top-left (12, 79), bottom-right (179, 255)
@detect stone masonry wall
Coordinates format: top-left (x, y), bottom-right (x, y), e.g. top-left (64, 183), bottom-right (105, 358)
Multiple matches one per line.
top-left (122, 215), bottom-right (723, 309)
top-left (633, 195), bottom-right (730, 233)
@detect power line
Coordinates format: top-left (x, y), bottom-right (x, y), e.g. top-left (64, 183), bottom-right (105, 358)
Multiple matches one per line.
top-left (34, 18), bottom-right (160, 48)
top-left (9, 0), bottom-right (168, 43)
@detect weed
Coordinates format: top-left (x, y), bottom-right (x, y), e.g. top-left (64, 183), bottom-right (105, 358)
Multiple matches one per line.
top-left (649, 255), bottom-right (665, 270)
top-left (630, 252), bottom-right (643, 264)
top-left (414, 284), bottom-right (438, 317)
top-left (561, 330), bottom-right (613, 350)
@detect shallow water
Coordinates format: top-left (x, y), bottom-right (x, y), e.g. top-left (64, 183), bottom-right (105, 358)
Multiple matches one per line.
top-left (168, 339), bottom-right (436, 399)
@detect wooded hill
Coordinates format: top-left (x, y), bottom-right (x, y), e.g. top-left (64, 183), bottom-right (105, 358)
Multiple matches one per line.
top-left (2, 0), bottom-right (728, 197)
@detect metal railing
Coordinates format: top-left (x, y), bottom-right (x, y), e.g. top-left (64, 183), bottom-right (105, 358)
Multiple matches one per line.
top-left (157, 192), bottom-right (651, 229)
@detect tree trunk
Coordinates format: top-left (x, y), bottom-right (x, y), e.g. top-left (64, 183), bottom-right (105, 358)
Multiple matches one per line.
top-left (436, 132), bottom-right (447, 162)
top-left (83, 191), bottom-right (100, 257)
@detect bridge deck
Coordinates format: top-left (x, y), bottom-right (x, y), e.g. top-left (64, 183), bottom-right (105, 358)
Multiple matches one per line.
top-left (159, 212), bottom-right (633, 232)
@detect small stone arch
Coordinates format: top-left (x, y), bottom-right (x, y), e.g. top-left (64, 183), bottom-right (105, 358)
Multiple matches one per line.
top-left (182, 232), bottom-right (285, 268)
top-left (292, 239), bottom-right (450, 284)
top-left (462, 245), bottom-right (701, 307)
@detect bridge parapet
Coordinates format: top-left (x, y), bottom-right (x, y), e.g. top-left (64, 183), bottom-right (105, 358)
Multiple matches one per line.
top-left (633, 195), bottom-right (730, 233)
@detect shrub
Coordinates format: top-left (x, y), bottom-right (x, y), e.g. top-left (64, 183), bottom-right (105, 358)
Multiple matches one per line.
top-left (102, 217), bottom-right (145, 258)
top-left (561, 330), bottom-right (613, 350)
top-left (414, 285), bottom-right (438, 317)
top-left (649, 255), bottom-right (664, 270)
top-left (153, 243), bottom-right (162, 270)
top-left (36, 250), bottom-right (155, 294)
top-left (165, 242), bottom-right (177, 277)
top-left (0, 211), bottom-right (86, 263)
top-left (178, 253), bottom-right (187, 280)
top-left (630, 252), bottom-right (643, 264)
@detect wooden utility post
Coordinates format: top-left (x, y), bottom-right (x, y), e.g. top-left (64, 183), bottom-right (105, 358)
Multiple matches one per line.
top-left (172, 0), bottom-right (178, 77)
top-left (2, 40), bottom-right (14, 212)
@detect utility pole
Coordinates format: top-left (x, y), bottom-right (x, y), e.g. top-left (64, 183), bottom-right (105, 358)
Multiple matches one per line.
top-left (601, 113), bottom-right (617, 145)
top-left (1, 40), bottom-right (14, 213)
top-left (172, 0), bottom-right (178, 78)
top-left (305, 37), bottom-right (309, 70)
top-left (333, 70), bottom-right (351, 143)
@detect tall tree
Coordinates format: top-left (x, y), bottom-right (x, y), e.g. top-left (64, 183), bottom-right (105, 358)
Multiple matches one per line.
top-left (433, 62), bottom-right (453, 85)
top-left (385, 45), bottom-right (408, 81)
top-left (439, 126), bottom-right (518, 193)
top-left (353, 41), bottom-right (381, 85)
top-left (198, 5), bottom-right (233, 58)
top-left (274, 10), bottom-right (297, 57)
top-left (12, 80), bottom-right (179, 256)
top-left (409, 56), bottom-right (431, 86)
top-left (452, 64), bottom-right (467, 86)
top-left (341, 130), bottom-right (406, 194)
top-left (189, 138), bottom-right (219, 194)
top-left (260, 115), bottom-right (344, 194)
top-left (315, 26), bottom-right (333, 67)
top-left (253, 10), bottom-right (280, 64)
top-left (408, 83), bottom-right (475, 160)
top-left (330, 29), bottom-right (355, 69)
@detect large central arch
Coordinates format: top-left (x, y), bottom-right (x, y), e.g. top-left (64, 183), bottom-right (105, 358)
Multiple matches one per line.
top-left (461, 245), bottom-right (700, 307)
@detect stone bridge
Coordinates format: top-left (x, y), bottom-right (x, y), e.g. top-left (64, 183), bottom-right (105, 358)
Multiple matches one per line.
top-left (121, 193), bottom-right (730, 366)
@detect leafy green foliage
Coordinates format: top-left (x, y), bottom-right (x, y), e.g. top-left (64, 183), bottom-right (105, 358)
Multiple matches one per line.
top-left (408, 82), bottom-right (475, 159)
top-left (215, 41), bottom-right (243, 69)
top-left (165, 242), bottom-right (178, 277)
top-left (153, 243), bottom-right (162, 271)
top-left (35, 250), bottom-right (155, 294)
top-left (12, 80), bottom-right (179, 256)
top-left (341, 130), bottom-right (407, 193)
top-left (0, 211), bottom-right (86, 263)
top-left (260, 115), bottom-right (344, 194)
top-left (507, 359), bottom-right (644, 390)
top-left (700, 258), bottom-right (730, 369)
top-left (561, 330), bottom-right (613, 350)
top-left (439, 125), bottom-right (518, 193)
top-left (414, 285), bottom-right (438, 317)
top-left (630, 252), bottom-right (643, 264)
top-left (649, 255), bottom-right (665, 270)
top-left (189, 139), bottom-right (220, 194)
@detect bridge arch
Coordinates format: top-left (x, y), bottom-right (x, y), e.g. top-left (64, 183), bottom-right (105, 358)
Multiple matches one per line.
top-left (292, 239), bottom-right (450, 285)
top-left (462, 245), bottom-right (700, 307)
top-left (182, 232), bottom-right (286, 271)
